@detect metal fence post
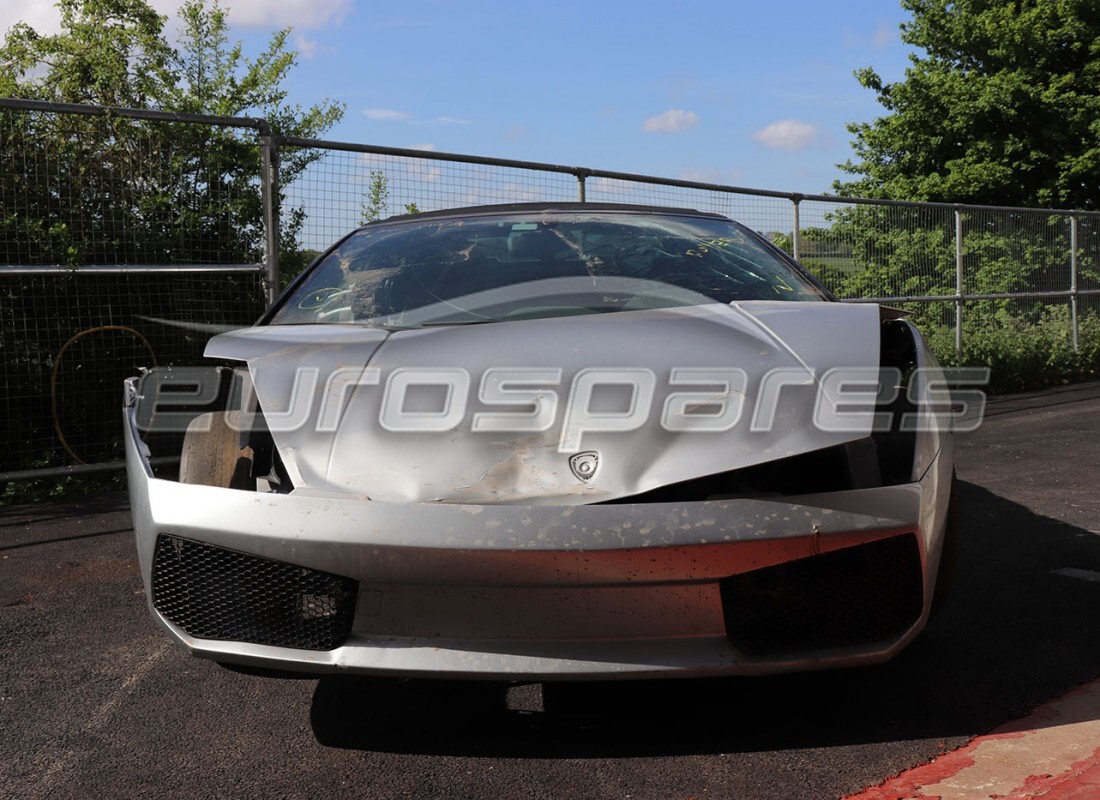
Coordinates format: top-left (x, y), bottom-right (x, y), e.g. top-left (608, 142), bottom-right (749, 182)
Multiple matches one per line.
top-left (955, 208), bottom-right (964, 360)
top-left (791, 195), bottom-right (802, 261)
top-left (259, 134), bottom-right (280, 304)
top-left (1071, 214), bottom-right (1080, 352)
top-left (576, 169), bottom-right (589, 202)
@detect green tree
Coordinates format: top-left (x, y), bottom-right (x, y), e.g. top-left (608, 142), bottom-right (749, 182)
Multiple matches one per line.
top-left (0, 0), bottom-right (175, 105)
top-left (836, 0), bottom-right (1100, 210)
top-left (360, 170), bottom-right (390, 224)
top-left (360, 169), bottom-right (422, 224)
top-left (0, 0), bottom-right (344, 266)
top-left (0, 0), bottom-right (344, 478)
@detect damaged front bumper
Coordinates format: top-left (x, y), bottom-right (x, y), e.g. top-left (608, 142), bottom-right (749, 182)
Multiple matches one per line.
top-left (125, 388), bottom-right (953, 681)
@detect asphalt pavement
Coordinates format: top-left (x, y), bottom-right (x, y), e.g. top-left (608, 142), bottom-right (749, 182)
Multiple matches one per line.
top-left (2, 382), bottom-right (1099, 800)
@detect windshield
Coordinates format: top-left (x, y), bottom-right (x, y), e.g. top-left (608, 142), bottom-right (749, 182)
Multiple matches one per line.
top-left (269, 210), bottom-right (827, 327)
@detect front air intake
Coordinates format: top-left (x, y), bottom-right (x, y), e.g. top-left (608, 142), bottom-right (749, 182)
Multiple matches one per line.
top-left (151, 535), bottom-right (357, 651)
top-left (720, 534), bottom-right (924, 657)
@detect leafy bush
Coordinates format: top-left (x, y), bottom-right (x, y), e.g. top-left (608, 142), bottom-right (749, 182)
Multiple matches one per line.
top-left (922, 305), bottom-right (1100, 393)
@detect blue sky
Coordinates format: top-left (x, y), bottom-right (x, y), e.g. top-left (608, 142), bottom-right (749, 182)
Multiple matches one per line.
top-left (268, 1), bottom-right (916, 195)
top-left (6, 0), bottom-right (918, 195)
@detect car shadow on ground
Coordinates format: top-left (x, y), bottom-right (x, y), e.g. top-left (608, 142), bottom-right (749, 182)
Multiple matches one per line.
top-left (309, 481), bottom-right (1100, 757)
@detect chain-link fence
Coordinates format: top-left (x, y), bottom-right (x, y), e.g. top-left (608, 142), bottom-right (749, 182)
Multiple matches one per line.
top-left (0, 99), bottom-right (269, 483)
top-left (278, 138), bottom-right (1100, 379)
top-left (5, 97), bottom-right (1100, 484)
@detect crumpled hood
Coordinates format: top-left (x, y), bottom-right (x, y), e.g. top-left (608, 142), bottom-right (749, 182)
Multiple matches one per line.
top-left (206, 302), bottom-right (882, 504)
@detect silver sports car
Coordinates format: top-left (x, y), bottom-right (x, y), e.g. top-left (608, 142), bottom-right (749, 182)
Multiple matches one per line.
top-left (125, 203), bottom-right (958, 679)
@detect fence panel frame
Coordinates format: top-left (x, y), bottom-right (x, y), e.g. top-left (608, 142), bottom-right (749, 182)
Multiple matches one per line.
top-left (0, 97), bottom-right (271, 483)
top-left (5, 97), bottom-right (1100, 483)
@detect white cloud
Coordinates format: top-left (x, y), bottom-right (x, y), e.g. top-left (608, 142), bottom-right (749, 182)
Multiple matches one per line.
top-left (0, 1), bottom-right (64, 37)
top-left (363, 108), bottom-right (470, 126)
top-left (364, 108), bottom-right (415, 122)
top-left (678, 168), bottom-right (744, 185)
top-left (587, 177), bottom-right (641, 198)
top-left (872, 21), bottom-right (895, 47)
top-left (0, 1), bottom-right (204, 48)
top-left (293, 34), bottom-right (319, 60)
top-left (0, 0), bottom-right (350, 39)
top-left (751, 119), bottom-right (819, 151)
top-left (643, 109), bottom-right (699, 134)
top-left (354, 152), bottom-right (442, 183)
top-left (844, 20), bottom-right (897, 49)
top-left (362, 17), bottom-right (440, 33)
top-left (222, 0), bottom-right (351, 29)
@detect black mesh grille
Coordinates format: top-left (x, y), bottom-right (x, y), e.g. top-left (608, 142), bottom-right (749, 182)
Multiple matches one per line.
top-left (152, 535), bottom-right (357, 651)
top-left (720, 534), bottom-right (924, 657)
